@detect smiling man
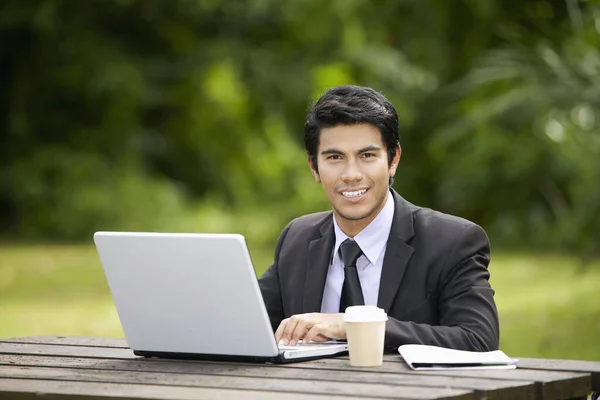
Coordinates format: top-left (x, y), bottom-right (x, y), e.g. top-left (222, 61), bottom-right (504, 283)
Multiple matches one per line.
top-left (258, 85), bottom-right (499, 352)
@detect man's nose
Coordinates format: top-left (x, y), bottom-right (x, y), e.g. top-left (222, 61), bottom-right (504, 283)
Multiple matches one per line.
top-left (341, 160), bottom-right (363, 182)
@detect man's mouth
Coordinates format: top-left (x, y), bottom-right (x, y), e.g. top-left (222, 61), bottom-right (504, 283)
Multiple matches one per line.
top-left (341, 188), bottom-right (368, 198)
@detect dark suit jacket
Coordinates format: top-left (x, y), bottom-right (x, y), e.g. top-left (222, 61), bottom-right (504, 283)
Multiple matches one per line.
top-left (258, 190), bottom-right (499, 352)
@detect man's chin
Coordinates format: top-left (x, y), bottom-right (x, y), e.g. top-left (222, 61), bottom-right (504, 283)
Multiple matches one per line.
top-left (334, 206), bottom-right (372, 222)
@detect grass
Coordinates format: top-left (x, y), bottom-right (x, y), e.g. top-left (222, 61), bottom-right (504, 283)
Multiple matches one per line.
top-left (1, 244), bottom-right (598, 361)
top-left (489, 252), bottom-right (600, 360)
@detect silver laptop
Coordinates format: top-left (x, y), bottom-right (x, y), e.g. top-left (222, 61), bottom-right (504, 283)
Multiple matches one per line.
top-left (93, 231), bottom-right (348, 363)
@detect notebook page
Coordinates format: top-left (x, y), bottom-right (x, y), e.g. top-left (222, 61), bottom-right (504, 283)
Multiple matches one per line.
top-left (399, 344), bottom-right (518, 370)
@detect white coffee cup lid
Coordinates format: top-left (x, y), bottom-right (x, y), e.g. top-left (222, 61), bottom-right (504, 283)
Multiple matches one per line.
top-left (343, 305), bottom-right (388, 322)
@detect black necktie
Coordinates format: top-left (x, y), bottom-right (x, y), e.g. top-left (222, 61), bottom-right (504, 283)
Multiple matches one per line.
top-left (339, 238), bottom-right (365, 312)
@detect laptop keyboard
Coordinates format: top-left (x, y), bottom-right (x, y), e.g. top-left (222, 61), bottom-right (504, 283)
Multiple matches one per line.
top-left (278, 343), bottom-right (342, 351)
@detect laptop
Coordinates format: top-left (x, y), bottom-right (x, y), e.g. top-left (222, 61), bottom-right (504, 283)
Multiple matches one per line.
top-left (93, 231), bottom-right (348, 363)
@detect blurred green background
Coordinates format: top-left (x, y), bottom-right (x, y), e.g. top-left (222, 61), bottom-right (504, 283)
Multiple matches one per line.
top-left (1, 0), bottom-right (599, 360)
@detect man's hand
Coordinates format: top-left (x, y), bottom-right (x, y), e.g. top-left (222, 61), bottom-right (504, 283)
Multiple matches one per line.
top-left (275, 313), bottom-right (346, 346)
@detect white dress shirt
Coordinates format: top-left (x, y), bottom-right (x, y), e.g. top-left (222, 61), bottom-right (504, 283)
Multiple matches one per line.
top-left (320, 191), bottom-right (395, 313)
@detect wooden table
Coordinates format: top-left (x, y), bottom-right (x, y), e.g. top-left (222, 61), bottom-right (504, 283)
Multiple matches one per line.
top-left (0, 336), bottom-right (598, 400)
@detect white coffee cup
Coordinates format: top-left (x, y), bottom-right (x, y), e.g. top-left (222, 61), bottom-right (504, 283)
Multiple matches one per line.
top-left (343, 305), bottom-right (388, 367)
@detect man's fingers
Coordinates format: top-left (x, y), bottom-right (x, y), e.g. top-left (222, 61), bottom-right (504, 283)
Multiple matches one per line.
top-left (275, 313), bottom-right (343, 345)
top-left (304, 324), bottom-right (328, 344)
top-left (281, 316), bottom-right (301, 345)
top-left (290, 319), bottom-right (310, 346)
top-left (275, 319), bottom-right (289, 344)
top-left (311, 333), bottom-right (331, 342)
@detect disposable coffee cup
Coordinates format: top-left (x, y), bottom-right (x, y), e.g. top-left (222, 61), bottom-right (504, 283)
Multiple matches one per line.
top-left (343, 305), bottom-right (388, 367)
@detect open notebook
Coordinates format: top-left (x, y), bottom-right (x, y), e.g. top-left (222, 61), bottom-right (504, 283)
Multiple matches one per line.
top-left (398, 344), bottom-right (518, 370)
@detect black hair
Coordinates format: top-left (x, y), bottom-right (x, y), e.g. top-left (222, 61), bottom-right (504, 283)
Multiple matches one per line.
top-left (304, 85), bottom-right (400, 185)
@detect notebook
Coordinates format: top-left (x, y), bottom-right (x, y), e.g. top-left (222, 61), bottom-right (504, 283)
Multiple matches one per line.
top-left (93, 231), bottom-right (348, 363)
top-left (398, 344), bottom-right (518, 370)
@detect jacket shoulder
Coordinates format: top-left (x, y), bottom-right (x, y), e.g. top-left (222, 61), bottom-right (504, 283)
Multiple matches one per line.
top-left (274, 211), bottom-right (332, 264)
top-left (407, 205), bottom-right (490, 261)
top-left (412, 207), bottom-right (478, 233)
top-left (286, 210), bottom-right (332, 235)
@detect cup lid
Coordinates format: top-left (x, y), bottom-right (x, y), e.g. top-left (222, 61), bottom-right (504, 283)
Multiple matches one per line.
top-left (343, 305), bottom-right (388, 322)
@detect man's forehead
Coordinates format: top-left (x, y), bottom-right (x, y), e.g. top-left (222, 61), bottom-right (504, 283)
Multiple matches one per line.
top-left (319, 144), bottom-right (384, 155)
top-left (317, 124), bottom-right (385, 152)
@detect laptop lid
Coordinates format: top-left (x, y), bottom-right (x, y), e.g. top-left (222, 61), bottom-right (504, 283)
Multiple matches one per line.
top-left (93, 232), bottom-right (281, 358)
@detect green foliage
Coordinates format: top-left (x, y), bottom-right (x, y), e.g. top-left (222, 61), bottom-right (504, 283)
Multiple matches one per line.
top-left (0, 0), bottom-right (598, 257)
top-left (430, 13), bottom-right (600, 253)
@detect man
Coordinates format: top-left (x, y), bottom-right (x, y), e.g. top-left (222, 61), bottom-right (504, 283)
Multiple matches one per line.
top-left (258, 85), bottom-right (499, 352)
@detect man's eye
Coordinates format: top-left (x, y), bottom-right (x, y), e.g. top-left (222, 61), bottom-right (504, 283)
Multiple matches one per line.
top-left (328, 155), bottom-right (341, 160)
top-left (362, 153), bottom-right (375, 158)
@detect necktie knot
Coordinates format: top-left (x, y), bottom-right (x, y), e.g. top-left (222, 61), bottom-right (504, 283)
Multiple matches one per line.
top-left (340, 238), bottom-right (363, 268)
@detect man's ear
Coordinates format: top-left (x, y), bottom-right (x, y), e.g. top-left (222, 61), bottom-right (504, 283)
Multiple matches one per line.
top-left (308, 157), bottom-right (321, 183)
top-left (389, 145), bottom-right (402, 178)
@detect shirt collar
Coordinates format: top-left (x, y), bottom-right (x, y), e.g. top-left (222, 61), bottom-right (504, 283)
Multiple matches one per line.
top-left (331, 190), bottom-right (395, 266)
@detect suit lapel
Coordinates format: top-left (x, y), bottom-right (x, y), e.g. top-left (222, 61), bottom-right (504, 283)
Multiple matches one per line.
top-left (302, 216), bottom-right (335, 313)
top-left (377, 191), bottom-right (416, 313)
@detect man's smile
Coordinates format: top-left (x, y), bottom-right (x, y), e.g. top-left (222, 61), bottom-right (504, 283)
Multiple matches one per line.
top-left (339, 187), bottom-right (369, 202)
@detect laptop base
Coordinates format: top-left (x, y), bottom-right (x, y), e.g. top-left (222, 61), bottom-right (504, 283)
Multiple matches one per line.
top-left (133, 349), bottom-right (347, 364)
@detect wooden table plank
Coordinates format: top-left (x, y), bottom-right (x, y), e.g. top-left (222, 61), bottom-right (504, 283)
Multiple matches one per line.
top-left (0, 342), bottom-right (136, 359)
top-left (0, 341), bottom-right (587, 400)
top-left (288, 358), bottom-right (590, 400)
top-left (1, 337), bottom-right (593, 400)
top-left (0, 364), bottom-right (474, 400)
top-left (0, 354), bottom-right (534, 400)
top-left (0, 341), bottom-right (536, 400)
top-left (381, 353), bottom-right (600, 384)
top-left (0, 378), bottom-right (388, 400)
top-left (4, 336), bottom-right (597, 391)
top-left (383, 352), bottom-right (597, 397)
top-left (1, 336), bottom-right (128, 349)
top-left (516, 358), bottom-right (600, 392)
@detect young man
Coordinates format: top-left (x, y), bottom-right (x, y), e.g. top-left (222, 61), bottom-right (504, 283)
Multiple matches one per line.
top-left (258, 85), bottom-right (499, 352)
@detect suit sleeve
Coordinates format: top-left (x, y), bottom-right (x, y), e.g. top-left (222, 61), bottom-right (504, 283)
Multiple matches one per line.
top-left (384, 224), bottom-right (500, 352)
top-left (258, 221), bottom-right (292, 332)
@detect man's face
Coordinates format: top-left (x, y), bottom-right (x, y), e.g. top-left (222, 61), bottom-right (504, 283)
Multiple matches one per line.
top-left (310, 123), bottom-right (400, 234)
